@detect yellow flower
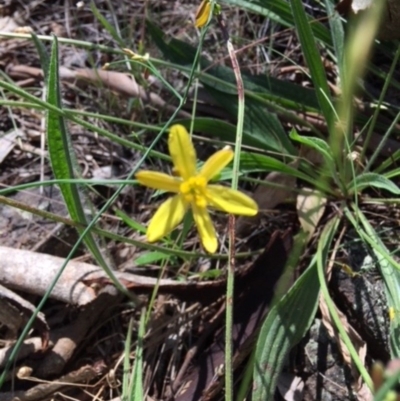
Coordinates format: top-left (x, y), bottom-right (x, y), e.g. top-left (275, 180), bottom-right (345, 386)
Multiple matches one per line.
top-left (136, 125), bottom-right (258, 253)
top-left (195, 0), bottom-right (212, 28)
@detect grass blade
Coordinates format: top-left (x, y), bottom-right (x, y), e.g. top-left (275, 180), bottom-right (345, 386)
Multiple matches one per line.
top-left (31, 32), bottom-right (50, 80)
top-left (324, 0), bottom-right (345, 84)
top-left (349, 172), bottom-right (400, 195)
top-left (90, 1), bottom-right (125, 48)
top-left (289, 0), bottom-right (333, 128)
top-left (221, 0), bottom-right (331, 45)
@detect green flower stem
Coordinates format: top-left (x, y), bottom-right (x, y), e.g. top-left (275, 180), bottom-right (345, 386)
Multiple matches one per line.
top-left (225, 33), bottom-right (245, 401)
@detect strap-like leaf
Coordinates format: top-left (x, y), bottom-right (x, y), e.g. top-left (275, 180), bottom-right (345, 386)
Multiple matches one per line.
top-left (46, 35), bottom-right (114, 272)
top-left (289, 0), bottom-right (333, 128)
top-left (252, 233), bottom-right (320, 400)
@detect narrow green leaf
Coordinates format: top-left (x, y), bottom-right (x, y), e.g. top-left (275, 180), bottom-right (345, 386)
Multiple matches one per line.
top-left (135, 251), bottom-right (171, 266)
top-left (131, 309), bottom-right (145, 400)
top-left (122, 317), bottom-right (134, 397)
top-left (147, 20), bottom-right (327, 154)
top-left (375, 150), bottom-right (400, 175)
top-left (350, 172), bottom-right (400, 195)
top-left (289, 129), bottom-right (333, 161)
top-left (289, 0), bottom-right (333, 127)
top-left (324, 0), bottom-right (345, 84)
top-left (383, 166), bottom-right (400, 180)
top-left (239, 152), bottom-right (299, 174)
top-left (148, 20), bottom-right (319, 111)
top-left (223, 0), bottom-right (294, 28)
top-left (203, 84), bottom-right (295, 154)
top-left (90, 1), bottom-right (125, 48)
top-left (47, 37), bottom-right (83, 221)
top-left (221, 0), bottom-right (332, 45)
top-left (46, 36), bottom-right (115, 272)
top-left (115, 209), bottom-right (147, 234)
top-left (31, 32), bottom-right (50, 80)
top-left (200, 63), bottom-right (319, 112)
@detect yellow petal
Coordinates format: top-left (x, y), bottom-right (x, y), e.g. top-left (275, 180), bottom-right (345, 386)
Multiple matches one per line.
top-left (205, 185), bottom-right (258, 216)
top-left (168, 125), bottom-right (197, 180)
top-left (136, 171), bottom-right (181, 192)
top-left (147, 195), bottom-right (188, 242)
top-left (192, 204), bottom-right (218, 253)
top-left (195, 0), bottom-right (211, 28)
top-left (200, 147), bottom-right (233, 182)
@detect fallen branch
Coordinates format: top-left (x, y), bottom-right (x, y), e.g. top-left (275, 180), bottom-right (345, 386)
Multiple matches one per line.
top-left (0, 246), bottom-right (117, 305)
top-left (1, 363), bottom-right (104, 401)
top-left (0, 247), bottom-right (230, 306)
top-left (0, 338), bottom-right (44, 370)
top-left (32, 292), bottom-right (120, 378)
top-left (0, 283), bottom-right (49, 349)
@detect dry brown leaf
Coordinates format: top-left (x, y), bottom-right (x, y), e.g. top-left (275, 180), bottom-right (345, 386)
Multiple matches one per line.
top-left (236, 166), bottom-right (297, 236)
top-left (0, 16), bottom-right (19, 34)
top-left (252, 169), bottom-right (297, 208)
top-left (174, 231), bottom-right (292, 401)
top-left (296, 188), bottom-right (326, 241)
top-left (356, 382), bottom-right (374, 401)
top-left (0, 129), bottom-right (21, 164)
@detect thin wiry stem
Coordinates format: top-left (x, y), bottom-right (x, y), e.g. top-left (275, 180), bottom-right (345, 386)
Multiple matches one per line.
top-left (217, 10), bottom-right (245, 401)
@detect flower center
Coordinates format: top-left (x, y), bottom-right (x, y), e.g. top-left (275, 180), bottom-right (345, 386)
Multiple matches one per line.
top-left (180, 175), bottom-right (207, 208)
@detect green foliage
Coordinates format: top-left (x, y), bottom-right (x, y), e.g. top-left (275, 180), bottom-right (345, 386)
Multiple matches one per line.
top-left (289, 0), bottom-right (333, 128)
top-left (147, 20), bottom-right (305, 154)
top-left (253, 232), bottom-right (319, 400)
top-left (221, 0), bottom-right (332, 44)
top-left (122, 313), bottom-right (145, 401)
top-left (349, 173), bottom-right (400, 195)
top-left (46, 36), bottom-right (134, 296)
top-left (289, 129), bottom-right (334, 162)
top-left (1, 0), bottom-right (400, 399)
top-left (47, 37), bottom-right (92, 235)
